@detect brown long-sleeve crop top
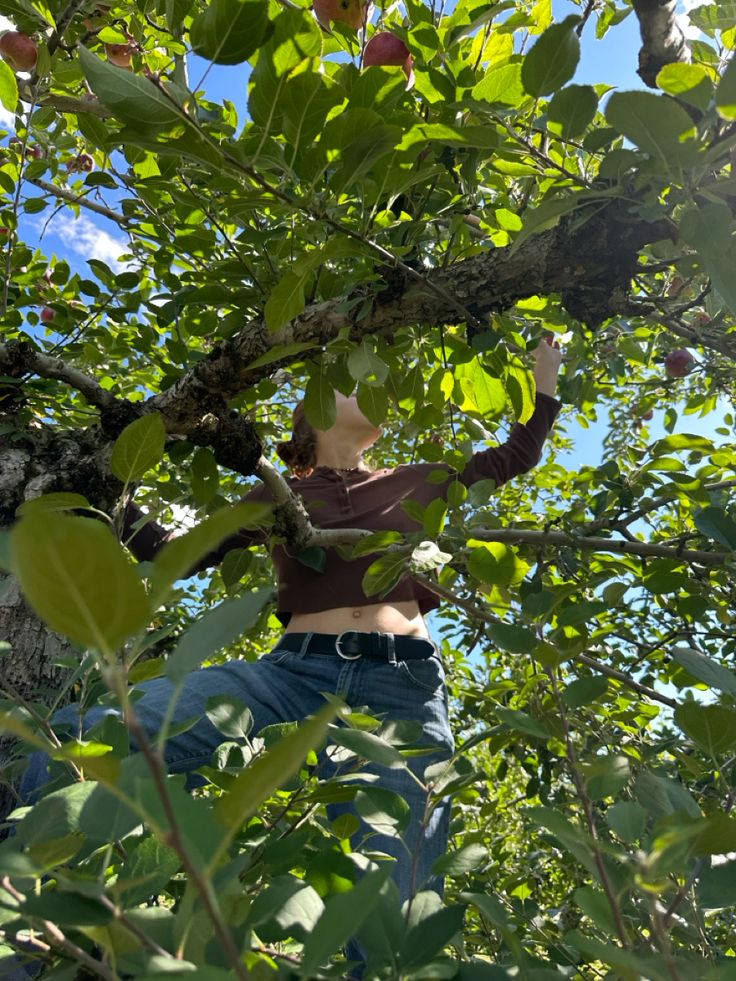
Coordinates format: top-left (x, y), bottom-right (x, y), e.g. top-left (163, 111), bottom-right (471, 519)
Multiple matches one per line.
top-left (123, 392), bottom-right (562, 625)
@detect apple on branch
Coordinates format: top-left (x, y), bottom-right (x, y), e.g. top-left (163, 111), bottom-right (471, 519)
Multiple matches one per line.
top-left (313, 0), bottom-right (371, 31)
top-left (0, 31), bottom-right (38, 72)
top-left (105, 42), bottom-right (134, 68)
top-left (664, 349), bottom-right (695, 379)
top-left (363, 31), bottom-right (414, 86)
top-left (67, 152), bottom-right (95, 174)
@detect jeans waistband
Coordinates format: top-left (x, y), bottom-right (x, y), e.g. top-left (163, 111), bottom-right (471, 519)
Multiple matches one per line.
top-left (278, 631), bottom-right (436, 661)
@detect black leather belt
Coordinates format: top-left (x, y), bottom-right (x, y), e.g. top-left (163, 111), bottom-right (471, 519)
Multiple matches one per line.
top-left (279, 631), bottom-right (436, 661)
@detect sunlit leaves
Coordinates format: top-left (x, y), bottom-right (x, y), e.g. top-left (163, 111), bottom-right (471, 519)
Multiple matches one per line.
top-left (521, 16), bottom-right (580, 97)
top-left (547, 84), bottom-right (598, 139)
top-left (472, 61), bottom-right (525, 105)
top-left (715, 54), bottom-right (736, 119)
top-left (605, 90), bottom-right (697, 169)
top-left (10, 512), bottom-right (151, 657)
top-left (78, 46), bottom-right (192, 132)
top-left (0, 60), bottom-right (18, 113)
top-left (110, 412), bottom-right (166, 483)
top-left (189, 0), bottom-right (269, 65)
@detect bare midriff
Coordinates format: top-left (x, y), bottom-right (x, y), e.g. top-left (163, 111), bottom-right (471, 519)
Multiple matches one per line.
top-left (286, 600), bottom-right (430, 638)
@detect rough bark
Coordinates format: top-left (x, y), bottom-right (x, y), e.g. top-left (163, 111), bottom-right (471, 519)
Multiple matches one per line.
top-left (632, 0), bottom-right (691, 88)
top-left (0, 573), bottom-right (75, 828)
top-left (154, 200), bottom-right (672, 416)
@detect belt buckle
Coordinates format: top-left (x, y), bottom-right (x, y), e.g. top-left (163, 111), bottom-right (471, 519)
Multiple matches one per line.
top-left (335, 631), bottom-right (362, 660)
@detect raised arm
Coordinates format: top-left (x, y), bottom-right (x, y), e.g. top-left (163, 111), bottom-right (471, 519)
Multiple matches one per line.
top-left (459, 336), bottom-right (563, 488)
top-left (122, 483), bottom-right (270, 577)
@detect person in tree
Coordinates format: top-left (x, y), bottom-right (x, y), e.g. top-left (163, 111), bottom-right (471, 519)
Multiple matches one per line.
top-left (18, 337), bottom-right (562, 974)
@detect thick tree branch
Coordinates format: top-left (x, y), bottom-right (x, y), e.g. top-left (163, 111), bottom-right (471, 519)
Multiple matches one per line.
top-left (0, 340), bottom-right (121, 413)
top-left (632, 0), bottom-right (691, 89)
top-left (152, 201), bottom-right (671, 416)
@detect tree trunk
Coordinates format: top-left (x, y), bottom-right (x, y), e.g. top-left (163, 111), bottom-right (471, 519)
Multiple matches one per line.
top-left (0, 572), bottom-right (75, 829)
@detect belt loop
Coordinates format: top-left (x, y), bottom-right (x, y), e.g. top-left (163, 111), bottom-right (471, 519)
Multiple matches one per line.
top-left (386, 632), bottom-right (397, 667)
top-left (297, 632), bottom-right (313, 658)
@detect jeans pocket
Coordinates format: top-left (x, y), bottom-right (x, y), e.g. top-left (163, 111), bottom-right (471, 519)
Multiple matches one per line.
top-left (258, 648), bottom-right (293, 666)
top-left (397, 654), bottom-right (445, 694)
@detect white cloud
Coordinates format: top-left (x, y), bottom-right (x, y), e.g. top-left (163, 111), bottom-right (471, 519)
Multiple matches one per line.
top-left (45, 213), bottom-right (139, 273)
top-left (677, 0), bottom-right (708, 39)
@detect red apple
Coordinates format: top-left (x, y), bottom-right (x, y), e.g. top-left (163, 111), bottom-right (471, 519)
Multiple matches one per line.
top-left (641, 409), bottom-right (653, 421)
top-left (664, 349), bottom-right (695, 379)
top-left (363, 31), bottom-right (414, 83)
top-left (40, 307), bottom-right (55, 323)
top-left (67, 152), bottom-right (95, 173)
top-left (0, 31), bottom-right (38, 72)
top-left (313, 0), bottom-right (370, 30)
top-left (693, 311), bottom-right (711, 326)
top-left (105, 42), bottom-right (133, 68)
top-left (0, 227), bottom-right (10, 236)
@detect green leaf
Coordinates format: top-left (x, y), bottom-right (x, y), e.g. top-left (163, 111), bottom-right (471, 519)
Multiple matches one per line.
top-left (488, 622), bottom-right (538, 654)
top-left (671, 646), bottom-right (736, 694)
top-left (605, 801), bottom-right (647, 842)
top-left (355, 786), bottom-right (411, 832)
top-left (472, 62), bottom-right (525, 106)
top-left (715, 54), bottom-right (736, 120)
top-left (547, 84), bottom-right (598, 138)
top-left (400, 904), bottom-right (466, 970)
top-left (397, 123), bottom-right (499, 151)
top-left (698, 861), bottom-right (736, 909)
top-left (0, 60), bottom-right (18, 113)
top-left (16, 492), bottom-right (91, 516)
top-left (674, 703), bottom-right (736, 755)
top-left (151, 501), bottom-right (272, 606)
top-left (347, 340), bottom-right (389, 386)
top-left (166, 589), bottom-right (272, 683)
top-left (249, 877), bottom-right (325, 940)
top-left (582, 754), bottom-right (630, 799)
top-left (78, 45), bottom-right (191, 131)
top-left (10, 513), bottom-right (150, 657)
top-left (205, 695), bottom-right (254, 740)
top-left (495, 706), bottom-right (549, 739)
top-left (190, 446), bottom-right (219, 505)
top-left (635, 769), bottom-right (700, 820)
top-left (264, 270), bottom-right (307, 333)
top-left (526, 805), bottom-right (598, 875)
top-left (605, 91), bottom-right (697, 168)
top-left (110, 412), bottom-right (167, 483)
top-left (521, 16), bottom-right (580, 97)
top-left (189, 0), bottom-right (269, 65)
top-left (214, 703), bottom-right (338, 847)
top-left (454, 361), bottom-right (506, 416)
top-left (467, 541), bottom-right (530, 586)
top-left (304, 364), bottom-right (336, 430)
top-left (300, 867), bottom-right (391, 976)
top-left (431, 843), bottom-right (487, 877)
top-left (356, 382), bottom-right (389, 427)
top-left (362, 551), bottom-right (410, 598)
top-left (116, 836), bottom-right (181, 907)
top-left (20, 891), bottom-right (112, 928)
top-left (657, 63), bottom-right (713, 111)
top-left (329, 725), bottom-right (407, 769)
top-left (562, 676), bottom-right (608, 708)
top-left (693, 506), bottom-right (736, 550)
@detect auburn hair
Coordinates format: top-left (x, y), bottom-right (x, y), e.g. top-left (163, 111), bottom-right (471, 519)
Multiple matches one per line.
top-left (275, 402), bottom-right (318, 478)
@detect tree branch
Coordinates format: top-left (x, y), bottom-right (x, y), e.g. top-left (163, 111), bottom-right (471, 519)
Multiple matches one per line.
top-left (468, 526), bottom-right (730, 566)
top-left (0, 340), bottom-right (122, 413)
top-left (28, 177), bottom-right (129, 225)
top-left (632, 0), bottom-right (691, 89)
top-left (152, 200), bottom-right (671, 416)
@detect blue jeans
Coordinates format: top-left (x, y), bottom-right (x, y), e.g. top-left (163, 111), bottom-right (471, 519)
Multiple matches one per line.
top-left (14, 633), bottom-right (454, 973)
